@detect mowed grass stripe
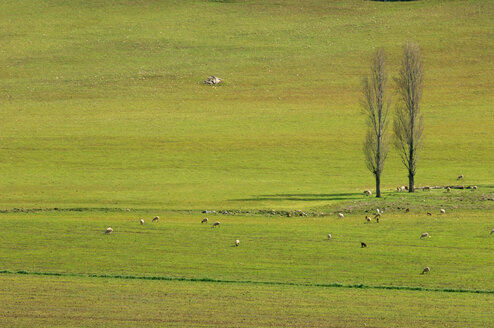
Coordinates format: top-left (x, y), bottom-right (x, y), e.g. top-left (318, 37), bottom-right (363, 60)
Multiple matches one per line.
top-left (2, 274), bottom-right (492, 328)
top-left (1, 269), bottom-right (492, 295)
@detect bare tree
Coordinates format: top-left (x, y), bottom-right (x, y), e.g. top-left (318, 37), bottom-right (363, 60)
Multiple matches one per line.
top-left (362, 49), bottom-right (390, 198)
top-left (394, 41), bottom-right (424, 192)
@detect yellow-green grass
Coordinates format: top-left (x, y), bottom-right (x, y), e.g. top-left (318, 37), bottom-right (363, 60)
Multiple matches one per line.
top-left (0, 274), bottom-right (493, 328)
top-left (0, 0), bottom-right (493, 210)
top-left (1, 210), bottom-right (493, 290)
top-left (1, 1), bottom-right (494, 325)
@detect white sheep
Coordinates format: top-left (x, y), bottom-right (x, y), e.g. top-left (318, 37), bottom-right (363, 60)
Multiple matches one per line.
top-left (201, 217), bottom-right (208, 223)
top-left (446, 187), bottom-right (451, 192)
top-left (327, 234), bottom-right (332, 240)
top-left (440, 209), bottom-right (446, 214)
top-left (140, 219), bottom-right (144, 225)
top-left (376, 208), bottom-right (381, 214)
top-left (363, 190), bottom-right (372, 196)
top-left (204, 75), bottom-right (222, 85)
top-left (490, 229), bottom-right (494, 234)
top-left (152, 216), bottom-right (159, 222)
top-left (421, 266), bottom-right (430, 274)
top-left (472, 185), bottom-right (478, 190)
top-left (235, 239), bottom-right (240, 246)
top-left (365, 216), bottom-right (372, 222)
top-left (212, 221), bottom-right (220, 227)
top-left (105, 227), bottom-right (113, 234)
top-left (420, 232), bottom-right (431, 239)
top-left (338, 213), bottom-right (344, 218)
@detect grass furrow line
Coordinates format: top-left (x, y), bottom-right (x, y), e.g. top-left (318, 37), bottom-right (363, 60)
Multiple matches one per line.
top-left (1, 269), bottom-right (493, 295)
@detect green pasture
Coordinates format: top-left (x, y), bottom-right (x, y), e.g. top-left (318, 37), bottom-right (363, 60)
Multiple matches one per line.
top-left (1, 209), bottom-right (493, 290)
top-left (0, 0), bottom-right (493, 210)
top-left (1, 207), bottom-right (493, 327)
top-left (1, 0), bottom-right (494, 326)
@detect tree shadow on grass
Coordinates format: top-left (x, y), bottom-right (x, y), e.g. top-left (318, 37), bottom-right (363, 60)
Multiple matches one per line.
top-left (231, 192), bottom-right (361, 202)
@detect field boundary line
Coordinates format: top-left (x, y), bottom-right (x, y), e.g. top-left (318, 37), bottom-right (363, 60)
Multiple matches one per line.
top-left (0, 269), bottom-right (493, 295)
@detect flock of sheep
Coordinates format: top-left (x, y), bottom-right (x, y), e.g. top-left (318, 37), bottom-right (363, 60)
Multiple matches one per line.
top-left (105, 216), bottom-right (160, 234)
top-left (363, 176), bottom-right (477, 194)
top-left (104, 216), bottom-right (240, 246)
top-left (103, 197), bottom-right (493, 275)
top-left (335, 206), bottom-right (492, 275)
top-left (333, 208), bottom-right (447, 274)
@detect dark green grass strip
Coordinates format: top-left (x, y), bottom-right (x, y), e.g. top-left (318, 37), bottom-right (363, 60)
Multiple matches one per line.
top-left (1, 270), bottom-right (493, 295)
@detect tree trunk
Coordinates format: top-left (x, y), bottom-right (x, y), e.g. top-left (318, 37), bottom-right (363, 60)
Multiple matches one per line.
top-left (408, 171), bottom-right (414, 192)
top-left (376, 174), bottom-right (381, 198)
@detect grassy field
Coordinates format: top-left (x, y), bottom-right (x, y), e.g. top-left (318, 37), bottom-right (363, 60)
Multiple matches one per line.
top-left (0, 0), bottom-right (493, 210)
top-left (1, 209), bottom-right (494, 290)
top-left (1, 274), bottom-right (493, 328)
top-left (0, 206), bottom-right (493, 326)
top-left (1, 0), bottom-right (493, 326)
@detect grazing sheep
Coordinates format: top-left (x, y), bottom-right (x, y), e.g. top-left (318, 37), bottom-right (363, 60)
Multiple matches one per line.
top-left (152, 216), bottom-right (159, 222)
top-left (427, 212), bottom-right (432, 216)
top-left (140, 219), bottom-right (144, 225)
top-left (105, 227), bottom-right (113, 234)
top-left (235, 239), bottom-right (240, 247)
top-left (361, 242), bottom-right (367, 248)
top-left (472, 185), bottom-right (478, 190)
top-left (201, 217), bottom-right (208, 223)
top-left (490, 229), bottom-right (494, 234)
top-left (446, 187), bottom-right (451, 192)
top-left (364, 190), bottom-right (372, 196)
top-left (397, 186), bottom-right (406, 192)
top-left (212, 221), bottom-right (220, 228)
top-left (440, 209), bottom-right (446, 214)
top-left (365, 215), bottom-right (372, 222)
top-left (457, 175), bottom-right (464, 180)
top-left (405, 208), bottom-right (410, 213)
top-left (420, 232), bottom-right (431, 239)
top-left (204, 75), bottom-right (222, 85)
top-left (338, 213), bottom-right (344, 218)
top-left (422, 266), bottom-right (430, 274)
top-left (327, 234), bottom-right (332, 240)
